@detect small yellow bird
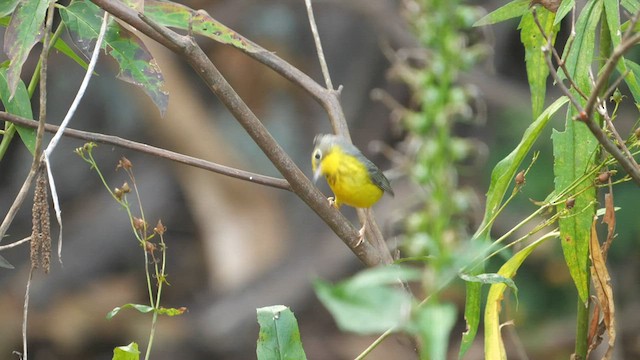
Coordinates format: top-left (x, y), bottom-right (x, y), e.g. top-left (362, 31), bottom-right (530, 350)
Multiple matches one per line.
top-left (311, 134), bottom-right (394, 241)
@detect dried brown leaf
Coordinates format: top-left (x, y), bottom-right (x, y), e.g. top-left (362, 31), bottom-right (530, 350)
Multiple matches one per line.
top-left (589, 218), bottom-right (616, 359)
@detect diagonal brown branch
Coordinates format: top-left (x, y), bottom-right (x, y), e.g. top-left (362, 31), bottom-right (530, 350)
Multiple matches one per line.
top-left (88, 0), bottom-right (394, 266)
top-left (0, 112), bottom-right (290, 191)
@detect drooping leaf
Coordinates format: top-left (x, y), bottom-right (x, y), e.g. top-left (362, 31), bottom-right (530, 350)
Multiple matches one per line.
top-left (553, 0), bottom-right (601, 304)
top-left (485, 234), bottom-right (556, 359)
top-left (0, 65), bottom-right (36, 155)
top-left (112, 342), bottom-right (140, 360)
top-left (474, 0), bottom-right (529, 27)
top-left (141, 0), bottom-right (261, 53)
top-left (60, 0), bottom-right (168, 116)
top-left (520, 7), bottom-right (558, 118)
top-left (415, 302), bottom-right (457, 360)
top-left (3, 0), bottom-right (51, 97)
top-left (106, 303), bottom-right (154, 319)
top-left (314, 266), bottom-right (419, 334)
top-left (589, 219), bottom-right (616, 359)
top-left (256, 305), bottom-right (307, 360)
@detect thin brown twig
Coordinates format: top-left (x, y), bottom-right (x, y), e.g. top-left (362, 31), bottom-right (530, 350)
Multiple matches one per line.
top-left (0, 112), bottom-right (291, 191)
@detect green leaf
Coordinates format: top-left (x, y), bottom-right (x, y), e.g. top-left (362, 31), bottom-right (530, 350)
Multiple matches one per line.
top-left (60, 0), bottom-right (168, 116)
top-left (256, 305), bottom-right (307, 360)
top-left (314, 266), bottom-right (419, 334)
top-left (459, 272), bottom-right (518, 298)
top-left (553, 0), bottom-right (601, 304)
top-left (141, 0), bottom-right (261, 53)
top-left (476, 96), bottom-right (568, 236)
top-left (0, 254), bottom-right (14, 269)
top-left (106, 303), bottom-right (154, 319)
top-left (156, 306), bottom-right (187, 316)
top-left (53, 37), bottom-right (91, 71)
top-left (621, 0), bottom-right (640, 13)
top-left (416, 302), bottom-right (457, 360)
top-left (0, 65), bottom-right (36, 154)
top-left (0, 0), bottom-right (20, 18)
top-left (519, 7), bottom-right (558, 118)
top-left (555, 0), bottom-right (575, 26)
top-left (474, 0), bottom-right (529, 27)
top-left (3, 0), bottom-right (51, 97)
top-left (459, 97), bottom-right (568, 358)
top-left (112, 342), bottom-right (140, 360)
top-left (602, 0), bottom-right (640, 103)
top-left (484, 234), bottom-right (556, 360)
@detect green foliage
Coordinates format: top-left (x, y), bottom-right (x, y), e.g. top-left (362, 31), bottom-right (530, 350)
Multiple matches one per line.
top-left (314, 266), bottom-right (419, 334)
top-left (553, 0), bottom-right (602, 304)
top-left (484, 234), bottom-right (557, 359)
top-left (0, 65), bottom-right (35, 156)
top-left (112, 343), bottom-right (140, 360)
top-left (256, 306), bottom-right (307, 360)
top-left (3, 0), bottom-right (50, 97)
top-left (142, 0), bottom-right (261, 52)
top-left (59, 0), bottom-right (168, 116)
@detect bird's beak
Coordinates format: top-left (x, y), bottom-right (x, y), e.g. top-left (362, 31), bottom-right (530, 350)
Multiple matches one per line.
top-left (313, 165), bottom-right (322, 183)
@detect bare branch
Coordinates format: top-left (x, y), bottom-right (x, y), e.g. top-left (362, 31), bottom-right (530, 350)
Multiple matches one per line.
top-left (88, 0), bottom-right (393, 265)
top-left (305, 0), bottom-right (334, 90)
top-left (0, 112), bottom-right (291, 191)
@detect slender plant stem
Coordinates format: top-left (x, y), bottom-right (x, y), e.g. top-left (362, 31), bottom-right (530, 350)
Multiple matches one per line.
top-left (0, 236), bottom-right (31, 251)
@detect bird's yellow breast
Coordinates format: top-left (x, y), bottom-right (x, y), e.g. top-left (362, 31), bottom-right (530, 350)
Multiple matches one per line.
top-left (320, 147), bottom-right (384, 208)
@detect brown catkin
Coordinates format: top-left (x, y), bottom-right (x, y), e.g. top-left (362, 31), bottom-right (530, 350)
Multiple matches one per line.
top-left (31, 163), bottom-right (51, 273)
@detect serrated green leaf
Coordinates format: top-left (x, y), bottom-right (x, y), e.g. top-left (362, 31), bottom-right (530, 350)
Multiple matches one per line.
top-left (0, 65), bottom-right (35, 155)
top-left (60, 0), bottom-right (168, 116)
top-left (256, 305), bottom-right (307, 360)
top-left (474, 0), bottom-right (529, 27)
top-left (141, 0), bottom-right (261, 53)
top-left (415, 302), bottom-right (457, 360)
top-left (106, 303), bottom-right (154, 319)
top-left (0, 0), bottom-right (20, 18)
top-left (553, 0), bottom-right (601, 304)
top-left (314, 266), bottom-right (417, 334)
top-left (485, 234), bottom-right (556, 359)
top-left (3, 0), bottom-right (51, 97)
top-left (520, 7), bottom-right (558, 118)
top-left (112, 342), bottom-right (140, 360)
top-left (555, 0), bottom-right (575, 25)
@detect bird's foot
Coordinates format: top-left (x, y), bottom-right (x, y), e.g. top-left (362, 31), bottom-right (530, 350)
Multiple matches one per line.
top-left (327, 197), bottom-right (338, 208)
top-left (356, 224), bottom-right (366, 247)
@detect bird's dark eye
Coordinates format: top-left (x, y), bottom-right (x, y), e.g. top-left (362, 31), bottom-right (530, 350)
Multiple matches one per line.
top-left (314, 151), bottom-right (322, 160)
